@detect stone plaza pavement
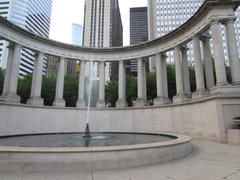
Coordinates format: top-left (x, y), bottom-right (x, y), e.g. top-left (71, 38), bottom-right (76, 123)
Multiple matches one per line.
top-left (0, 140), bottom-right (240, 180)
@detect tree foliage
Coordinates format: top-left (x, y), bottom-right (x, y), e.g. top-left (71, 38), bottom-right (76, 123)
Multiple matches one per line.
top-left (0, 68), bottom-right (4, 95)
top-left (126, 75), bottom-right (137, 107)
top-left (64, 75), bottom-right (79, 107)
top-left (105, 80), bottom-right (118, 107)
top-left (167, 64), bottom-right (176, 99)
top-left (17, 75), bottom-right (32, 103)
top-left (41, 76), bottom-right (56, 106)
top-left (146, 72), bottom-right (157, 102)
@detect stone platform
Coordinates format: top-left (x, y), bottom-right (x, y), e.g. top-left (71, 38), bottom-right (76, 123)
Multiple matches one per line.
top-left (0, 140), bottom-right (239, 180)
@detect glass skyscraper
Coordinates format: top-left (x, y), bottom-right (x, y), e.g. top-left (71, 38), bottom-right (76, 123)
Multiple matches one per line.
top-left (0, 0), bottom-right (52, 77)
top-left (72, 23), bottom-right (83, 46)
top-left (129, 7), bottom-right (148, 75)
top-left (150, 0), bottom-right (240, 64)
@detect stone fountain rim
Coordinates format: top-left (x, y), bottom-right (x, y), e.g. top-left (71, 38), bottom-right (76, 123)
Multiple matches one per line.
top-left (0, 132), bottom-right (191, 153)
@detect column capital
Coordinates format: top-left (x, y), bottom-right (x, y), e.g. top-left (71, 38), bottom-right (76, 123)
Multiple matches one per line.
top-left (200, 33), bottom-right (211, 42)
top-left (192, 35), bottom-right (200, 41)
top-left (160, 52), bottom-right (167, 59)
top-left (34, 51), bottom-right (45, 59)
top-left (174, 46), bottom-right (181, 51)
top-left (7, 42), bottom-right (22, 50)
top-left (180, 45), bottom-right (189, 52)
top-left (210, 17), bottom-right (223, 25)
top-left (222, 16), bottom-right (237, 24)
top-left (7, 42), bottom-right (15, 49)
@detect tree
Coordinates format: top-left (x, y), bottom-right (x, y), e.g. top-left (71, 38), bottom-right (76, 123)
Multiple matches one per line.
top-left (41, 76), bottom-right (56, 106)
top-left (126, 75), bottom-right (137, 107)
top-left (0, 68), bottom-right (4, 95)
top-left (105, 80), bottom-right (118, 107)
top-left (17, 75), bottom-right (32, 103)
top-left (167, 64), bottom-right (176, 99)
top-left (64, 75), bottom-right (79, 107)
top-left (146, 72), bottom-right (157, 102)
top-left (189, 65), bottom-right (196, 92)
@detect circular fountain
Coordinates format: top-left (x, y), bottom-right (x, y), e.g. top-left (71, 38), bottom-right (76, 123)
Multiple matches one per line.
top-left (0, 132), bottom-right (192, 171)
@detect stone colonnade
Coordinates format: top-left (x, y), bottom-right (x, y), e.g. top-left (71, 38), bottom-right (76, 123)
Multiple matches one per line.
top-left (1, 17), bottom-right (240, 108)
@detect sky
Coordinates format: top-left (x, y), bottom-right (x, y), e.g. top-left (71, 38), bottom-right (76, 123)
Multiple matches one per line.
top-left (49, 0), bottom-right (147, 46)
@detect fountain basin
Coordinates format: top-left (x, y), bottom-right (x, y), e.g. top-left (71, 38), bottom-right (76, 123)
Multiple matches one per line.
top-left (0, 132), bottom-right (192, 172)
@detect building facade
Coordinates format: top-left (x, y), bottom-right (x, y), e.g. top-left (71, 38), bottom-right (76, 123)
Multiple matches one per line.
top-left (149, 0), bottom-right (240, 64)
top-left (0, 0), bottom-right (52, 77)
top-left (129, 7), bottom-right (148, 76)
top-left (83, 0), bottom-right (123, 81)
top-left (72, 23), bottom-right (83, 46)
top-left (65, 23), bottom-right (84, 75)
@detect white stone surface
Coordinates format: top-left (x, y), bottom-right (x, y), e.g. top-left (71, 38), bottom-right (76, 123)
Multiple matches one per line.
top-left (0, 97), bottom-right (239, 142)
top-left (227, 129), bottom-right (240, 145)
top-left (0, 140), bottom-right (240, 180)
top-left (0, 134), bottom-right (192, 171)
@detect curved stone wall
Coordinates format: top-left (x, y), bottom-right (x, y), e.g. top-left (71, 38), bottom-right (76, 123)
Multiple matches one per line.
top-left (0, 96), bottom-right (239, 142)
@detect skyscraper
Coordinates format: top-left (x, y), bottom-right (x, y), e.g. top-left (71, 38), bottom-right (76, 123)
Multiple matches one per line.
top-left (149, 0), bottom-right (240, 64)
top-left (0, 0), bottom-right (52, 77)
top-left (129, 7), bottom-right (148, 75)
top-left (72, 23), bottom-right (83, 46)
top-left (83, 0), bottom-right (123, 81)
top-left (65, 23), bottom-right (84, 75)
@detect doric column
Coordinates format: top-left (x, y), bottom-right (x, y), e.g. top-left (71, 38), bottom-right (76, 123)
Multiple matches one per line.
top-left (27, 52), bottom-right (44, 105)
top-left (147, 0), bottom-right (157, 72)
top-left (116, 60), bottom-right (127, 108)
top-left (0, 43), bottom-right (21, 103)
top-left (97, 61), bottom-right (105, 108)
top-left (53, 57), bottom-right (66, 107)
top-left (135, 58), bottom-right (145, 107)
top-left (173, 46), bottom-right (190, 103)
top-left (210, 20), bottom-right (228, 85)
top-left (192, 36), bottom-right (209, 99)
top-left (224, 18), bottom-right (240, 85)
top-left (154, 53), bottom-right (171, 105)
top-left (143, 59), bottom-right (147, 100)
top-left (162, 54), bottom-right (169, 99)
top-left (180, 46), bottom-right (191, 97)
top-left (77, 60), bottom-right (86, 108)
top-left (201, 35), bottom-right (215, 90)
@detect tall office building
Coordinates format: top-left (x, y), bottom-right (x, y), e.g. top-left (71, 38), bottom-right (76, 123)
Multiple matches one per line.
top-left (72, 23), bottom-right (83, 46)
top-left (0, 0), bottom-right (52, 77)
top-left (129, 7), bottom-right (148, 75)
top-left (83, 0), bottom-right (123, 81)
top-left (66, 23), bottom-right (84, 75)
top-left (149, 0), bottom-right (240, 64)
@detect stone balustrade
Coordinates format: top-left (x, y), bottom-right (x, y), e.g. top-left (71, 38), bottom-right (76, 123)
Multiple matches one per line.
top-left (0, 0), bottom-right (240, 108)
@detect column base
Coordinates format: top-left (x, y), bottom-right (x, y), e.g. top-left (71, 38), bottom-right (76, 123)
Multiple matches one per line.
top-left (76, 99), bottom-right (86, 108)
top-left (116, 99), bottom-right (127, 108)
top-left (0, 93), bottom-right (20, 104)
top-left (173, 94), bottom-right (191, 104)
top-left (192, 89), bottom-right (210, 100)
top-left (210, 84), bottom-right (240, 96)
top-left (27, 96), bottom-right (44, 106)
top-left (232, 81), bottom-right (240, 85)
top-left (134, 98), bottom-right (145, 107)
top-left (53, 98), bottom-right (65, 107)
top-left (96, 100), bottom-right (105, 108)
top-left (154, 96), bottom-right (171, 105)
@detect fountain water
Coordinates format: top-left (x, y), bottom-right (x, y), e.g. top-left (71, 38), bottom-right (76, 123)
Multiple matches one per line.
top-left (84, 61), bottom-right (98, 138)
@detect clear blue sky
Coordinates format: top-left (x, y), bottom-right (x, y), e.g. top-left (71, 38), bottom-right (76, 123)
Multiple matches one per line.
top-left (49, 0), bottom-right (147, 46)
